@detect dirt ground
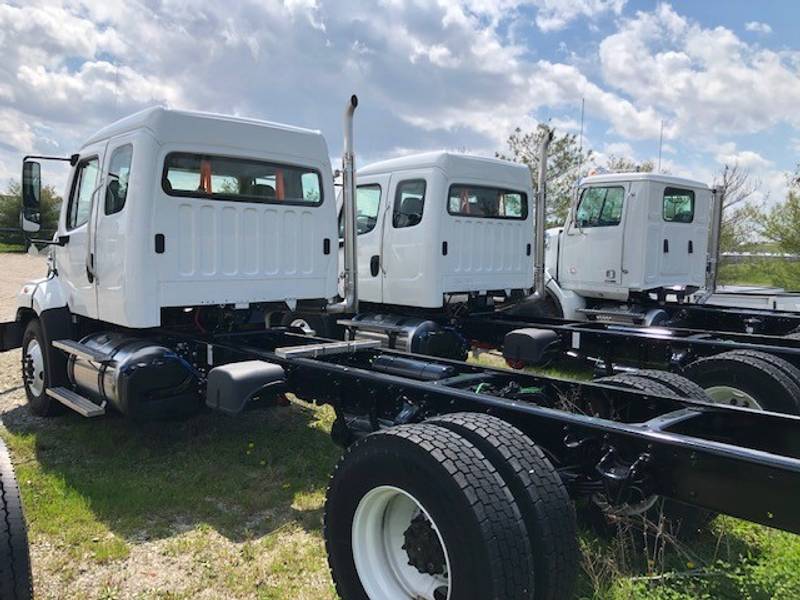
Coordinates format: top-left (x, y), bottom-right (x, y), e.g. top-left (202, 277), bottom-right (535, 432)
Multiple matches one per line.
top-left (0, 252), bottom-right (46, 417)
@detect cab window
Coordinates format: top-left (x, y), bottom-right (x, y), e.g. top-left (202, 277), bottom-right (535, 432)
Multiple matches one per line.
top-left (339, 184), bottom-right (382, 237)
top-left (575, 186), bottom-right (624, 227)
top-left (105, 145), bottom-right (133, 215)
top-left (67, 157), bottom-right (99, 229)
top-left (162, 153), bottom-right (322, 205)
top-left (448, 185), bottom-right (527, 219)
top-left (393, 179), bottom-right (426, 228)
top-left (663, 187), bottom-right (695, 223)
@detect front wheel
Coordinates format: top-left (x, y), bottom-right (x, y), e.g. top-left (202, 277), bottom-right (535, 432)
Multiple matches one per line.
top-left (324, 424), bottom-right (535, 600)
top-left (21, 319), bottom-right (62, 417)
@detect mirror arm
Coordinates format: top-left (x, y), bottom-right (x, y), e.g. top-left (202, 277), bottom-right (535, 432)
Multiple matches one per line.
top-left (30, 235), bottom-right (69, 247)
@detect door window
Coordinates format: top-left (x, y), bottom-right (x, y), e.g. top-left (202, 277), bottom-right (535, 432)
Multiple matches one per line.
top-left (393, 179), bottom-right (426, 228)
top-left (339, 184), bottom-right (382, 237)
top-left (105, 145), bottom-right (133, 215)
top-left (663, 187), bottom-right (695, 223)
top-left (67, 157), bottom-right (100, 229)
top-left (575, 186), bottom-right (624, 227)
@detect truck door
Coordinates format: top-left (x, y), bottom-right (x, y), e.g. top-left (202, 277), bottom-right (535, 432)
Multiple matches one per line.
top-left (354, 178), bottom-right (389, 303)
top-left (55, 141), bottom-right (107, 319)
top-left (659, 186), bottom-right (699, 281)
top-left (558, 184), bottom-right (627, 298)
top-left (93, 138), bottom-right (135, 323)
top-left (381, 176), bottom-right (429, 306)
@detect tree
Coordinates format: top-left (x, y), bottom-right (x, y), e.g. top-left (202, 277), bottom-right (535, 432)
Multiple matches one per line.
top-left (497, 124), bottom-right (593, 227)
top-left (713, 164), bottom-right (761, 252)
top-left (604, 155), bottom-right (654, 173)
top-left (0, 180), bottom-right (62, 238)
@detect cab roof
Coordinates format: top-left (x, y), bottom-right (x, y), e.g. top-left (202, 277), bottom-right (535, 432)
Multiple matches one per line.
top-left (358, 151), bottom-right (531, 188)
top-left (82, 106), bottom-right (329, 162)
top-left (580, 172), bottom-right (710, 190)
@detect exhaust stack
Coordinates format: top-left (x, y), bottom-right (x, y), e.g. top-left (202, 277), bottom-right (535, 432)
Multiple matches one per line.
top-left (327, 95), bottom-right (359, 314)
top-left (704, 186), bottom-right (723, 297)
top-left (533, 128), bottom-right (553, 300)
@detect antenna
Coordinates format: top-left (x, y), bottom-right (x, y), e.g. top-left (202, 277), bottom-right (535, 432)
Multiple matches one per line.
top-left (658, 119), bottom-right (664, 172)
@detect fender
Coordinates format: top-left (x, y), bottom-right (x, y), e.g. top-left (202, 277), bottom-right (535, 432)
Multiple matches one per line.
top-left (545, 275), bottom-right (586, 320)
top-left (16, 274), bottom-right (69, 318)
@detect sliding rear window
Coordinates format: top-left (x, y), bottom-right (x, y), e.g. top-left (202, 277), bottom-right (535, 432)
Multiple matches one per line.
top-left (447, 184), bottom-right (527, 220)
top-left (162, 153), bottom-right (322, 205)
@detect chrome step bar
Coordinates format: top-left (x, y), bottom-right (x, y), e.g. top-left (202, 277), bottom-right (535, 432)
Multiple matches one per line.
top-left (46, 387), bottom-right (105, 417)
top-left (52, 339), bottom-right (114, 364)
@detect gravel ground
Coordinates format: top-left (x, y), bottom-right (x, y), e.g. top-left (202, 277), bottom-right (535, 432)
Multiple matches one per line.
top-left (0, 252), bottom-right (47, 417)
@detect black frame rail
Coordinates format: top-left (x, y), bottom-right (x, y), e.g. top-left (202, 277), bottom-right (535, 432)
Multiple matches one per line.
top-left (459, 312), bottom-right (800, 371)
top-left (196, 328), bottom-right (800, 536)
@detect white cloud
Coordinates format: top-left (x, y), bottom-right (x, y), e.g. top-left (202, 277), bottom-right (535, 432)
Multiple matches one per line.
top-left (533, 0), bottom-right (627, 32)
top-left (745, 21), bottom-right (772, 34)
top-left (599, 4), bottom-right (800, 140)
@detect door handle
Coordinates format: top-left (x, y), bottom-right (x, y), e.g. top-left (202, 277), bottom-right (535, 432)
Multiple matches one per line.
top-left (86, 253), bottom-right (95, 283)
top-left (688, 240), bottom-right (694, 254)
top-left (663, 239), bottom-right (669, 253)
top-left (370, 255), bottom-right (380, 277)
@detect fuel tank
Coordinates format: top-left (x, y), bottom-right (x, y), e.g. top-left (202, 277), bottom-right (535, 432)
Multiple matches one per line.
top-left (67, 331), bottom-right (200, 419)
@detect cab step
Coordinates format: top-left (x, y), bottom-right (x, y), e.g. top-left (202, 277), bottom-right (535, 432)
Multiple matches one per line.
top-left (52, 339), bottom-right (114, 364)
top-left (46, 387), bottom-right (105, 417)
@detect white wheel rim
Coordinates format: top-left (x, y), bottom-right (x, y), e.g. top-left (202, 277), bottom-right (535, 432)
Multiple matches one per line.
top-left (24, 339), bottom-right (45, 396)
top-left (352, 485), bottom-right (451, 600)
top-left (290, 318), bottom-right (315, 335)
top-left (705, 386), bottom-right (763, 410)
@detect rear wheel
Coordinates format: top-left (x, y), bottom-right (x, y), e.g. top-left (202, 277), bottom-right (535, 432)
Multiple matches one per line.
top-left (682, 350), bottom-right (800, 414)
top-left (428, 413), bottom-right (579, 600)
top-left (0, 437), bottom-right (33, 600)
top-left (324, 424), bottom-right (535, 600)
top-left (21, 319), bottom-right (62, 417)
top-left (626, 370), bottom-right (711, 402)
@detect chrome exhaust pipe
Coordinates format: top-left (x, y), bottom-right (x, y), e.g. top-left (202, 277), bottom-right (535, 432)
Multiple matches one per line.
top-left (327, 95), bottom-right (359, 314)
top-left (532, 128), bottom-right (553, 300)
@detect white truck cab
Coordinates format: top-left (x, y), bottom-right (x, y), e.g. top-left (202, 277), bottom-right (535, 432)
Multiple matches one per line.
top-left (352, 151), bottom-right (535, 308)
top-left (544, 172), bottom-right (713, 319)
top-left (21, 107), bottom-right (339, 328)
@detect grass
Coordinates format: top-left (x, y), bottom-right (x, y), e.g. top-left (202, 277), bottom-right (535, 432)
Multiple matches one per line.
top-left (718, 260), bottom-right (800, 290)
top-left (0, 241), bottom-right (24, 252)
top-left (2, 355), bottom-right (800, 598)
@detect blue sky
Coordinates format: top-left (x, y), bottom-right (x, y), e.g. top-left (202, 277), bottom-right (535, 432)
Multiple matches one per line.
top-left (1, 0), bottom-right (798, 206)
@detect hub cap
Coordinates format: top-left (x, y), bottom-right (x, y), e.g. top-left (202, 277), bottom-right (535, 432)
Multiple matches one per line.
top-left (23, 339), bottom-right (45, 397)
top-left (352, 485), bottom-right (451, 600)
top-left (705, 386), bottom-right (763, 410)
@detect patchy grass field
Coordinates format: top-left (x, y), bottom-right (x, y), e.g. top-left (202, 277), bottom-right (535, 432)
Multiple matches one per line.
top-left (1, 253), bottom-right (800, 598)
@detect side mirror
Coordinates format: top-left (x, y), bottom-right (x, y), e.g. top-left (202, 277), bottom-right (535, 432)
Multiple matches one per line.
top-left (21, 160), bottom-right (41, 233)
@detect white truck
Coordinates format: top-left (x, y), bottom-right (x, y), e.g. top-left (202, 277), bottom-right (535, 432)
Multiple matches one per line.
top-left (5, 98), bottom-right (800, 600)
top-left (532, 171), bottom-right (800, 335)
top-left (284, 151), bottom-right (537, 358)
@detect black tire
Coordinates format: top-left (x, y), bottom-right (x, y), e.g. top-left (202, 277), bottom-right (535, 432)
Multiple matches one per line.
top-left (280, 312), bottom-right (341, 339)
top-left (427, 413), bottom-right (579, 600)
top-left (721, 350), bottom-right (800, 398)
top-left (0, 437), bottom-right (33, 600)
top-left (21, 319), bottom-right (62, 417)
top-left (626, 370), bottom-right (711, 402)
top-left (324, 424), bottom-right (534, 600)
top-left (682, 350), bottom-right (800, 414)
top-left (593, 374), bottom-right (675, 397)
